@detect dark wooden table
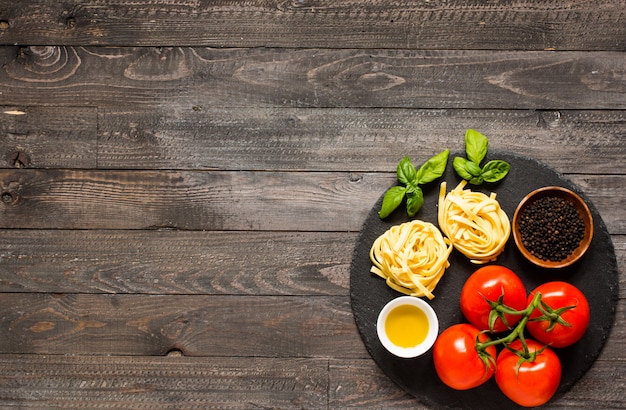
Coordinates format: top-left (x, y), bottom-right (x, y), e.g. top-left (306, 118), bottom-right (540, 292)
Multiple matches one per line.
top-left (0, 1), bottom-right (624, 408)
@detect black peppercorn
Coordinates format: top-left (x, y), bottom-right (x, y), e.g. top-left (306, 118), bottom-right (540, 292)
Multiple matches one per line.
top-left (517, 196), bottom-right (585, 262)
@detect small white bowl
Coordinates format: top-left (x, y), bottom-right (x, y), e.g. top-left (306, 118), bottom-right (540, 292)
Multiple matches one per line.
top-left (376, 296), bottom-right (439, 358)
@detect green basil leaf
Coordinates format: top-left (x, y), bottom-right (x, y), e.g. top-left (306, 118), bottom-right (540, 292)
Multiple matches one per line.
top-left (397, 156), bottom-right (416, 186)
top-left (378, 185), bottom-right (406, 218)
top-left (415, 149), bottom-right (450, 185)
top-left (456, 157), bottom-right (484, 185)
top-left (406, 182), bottom-right (420, 195)
top-left (465, 129), bottom-right (488, 165)
top-left (453, 157), bottom-right (473, 181)
top-left (466, 160), bottom-right (483, 177)
top-left (406, 187), bottom-right (424, 217)
top-left (481, 160), bottom-right (511, 182)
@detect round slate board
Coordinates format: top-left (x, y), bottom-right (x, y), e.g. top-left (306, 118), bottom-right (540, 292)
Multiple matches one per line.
top-left (350, 151), bottom-right (619, 409)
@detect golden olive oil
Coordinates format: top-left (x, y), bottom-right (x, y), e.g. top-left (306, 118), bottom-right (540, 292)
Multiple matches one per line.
top-left (385, 304), bottom-right (429, 348)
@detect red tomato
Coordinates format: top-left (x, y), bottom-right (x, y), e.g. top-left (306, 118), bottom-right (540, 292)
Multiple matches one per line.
top-left (496, 339), bottom-right (562, 407)
top-left (460, 265), bottom-right (527, 333)
top-left (526, 281), bottom-right (590, 348)
top-left (433, 323), bottom-right (496, 390)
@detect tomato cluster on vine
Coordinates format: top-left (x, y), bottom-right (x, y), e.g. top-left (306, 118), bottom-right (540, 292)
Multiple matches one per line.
top-left (432, 265), bottom-right (590, 407)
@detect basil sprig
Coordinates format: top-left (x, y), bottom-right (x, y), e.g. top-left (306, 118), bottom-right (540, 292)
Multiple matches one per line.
top-left (378, 149), bottom-right (449, 218)
top-left (453, 129), bottom-right (510, 185)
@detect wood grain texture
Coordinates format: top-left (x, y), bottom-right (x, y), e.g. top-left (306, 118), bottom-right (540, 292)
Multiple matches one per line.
top-left (0, 234), bottom-right (623, 360)
top-left (97, 108), bottom-right (626, 173)
top-left (1, 47), bottom-right (624, 109)
top-left (0, 230), bottom-right (352, 295)
top-left (0, 230), bottom-right (623, 298)
top-left (3, 106), bottom-right (623, 174)
top-left (1, 1), bottom-right (624, 408)
top-left (0, 170), bottom-right (623, 233)
top-left (0, 169), bottom-right (384, 231)
top-left (0, 293), bottom-right (365, 358)
top-left (0, 1), bottom-right (624, 50)
top-left (0, 354), bottom-right (623, 409)
top-left (0, 355), bottom-right (329, 409)
top-left (0, 106), bottom-right (97, 169)
top-left (0, 294), bottom-right (622, 360)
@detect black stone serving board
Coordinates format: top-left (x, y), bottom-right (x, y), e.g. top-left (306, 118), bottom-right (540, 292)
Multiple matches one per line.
top-left (349, 151), bottom-right (619, 409)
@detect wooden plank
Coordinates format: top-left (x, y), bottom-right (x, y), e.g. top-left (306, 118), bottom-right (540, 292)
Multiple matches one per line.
top-left (0, 292), bottom-right (621, 360)
top-left (0, 318), bottom-right (622, 407)
top-left (0, 169), bottom-right (386, 231)
top-left (0, 170), bottom-right (624, 233)
top-left (0, 234), bottom-right (622, 359)
top-left (573, 175), bottom-right (626, 235)
top-left (98, 108), bottom-right (626, 173)
top-left (1, 353), bottom-right (622, 409)
top-left (0, 105), bottom-right (622, 174)
top-left (0, 293), bottom-right (365, 358)
top-left (0, 106), bottom-right (97, 169)
top-left (0, 1), bottom-right (624, 51)
top-left (329, 357), bottom-right (626, 409)
top-left (2, 349), bottom-right (623, 409)
top-left (550, 361), bottom-right (626, 409)
top-left (0, 230), bottom-right (352, 295)
top-left (0, 230), bottom-right (623, 298)
top-left (1, 47), bottom-right (624, 109)
top-left (0, 355), bottom-right (329, 409)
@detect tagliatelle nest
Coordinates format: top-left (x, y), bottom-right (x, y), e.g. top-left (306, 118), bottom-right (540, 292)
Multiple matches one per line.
top-left (369, 220), bottom-right (453, 300)
top-left (437, 180), bottom-right (510, 264)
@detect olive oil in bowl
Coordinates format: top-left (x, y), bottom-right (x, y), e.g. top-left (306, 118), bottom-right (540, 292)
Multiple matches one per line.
top-left (377, 296), bottom-right (439, 358)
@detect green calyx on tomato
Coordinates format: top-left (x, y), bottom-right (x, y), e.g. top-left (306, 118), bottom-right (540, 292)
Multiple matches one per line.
top-left (474, 292), bottom-right (543, 353)
top-left (526, 281), bottom-right (590, 348)
top-left (484, 292), bottom-right (527, 332)
top-left (439, 268), bottom-right (590, 406)
top-left (466, 292), bottom-right (564, 406)
top-left (496, 339), bottom-right (562, 408)
top-left (501, 332), bottom-right (549, 377)
top-left (532, 299), bottom-right (576, 332)
top-left (472, 283), bottom-right (589, 352)
top-left (460, 265), bottom-right (527, 333)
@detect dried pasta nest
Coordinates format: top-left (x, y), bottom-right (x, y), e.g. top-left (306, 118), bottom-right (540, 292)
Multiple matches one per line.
top-left (438, 180), bottom-right (510, 264)
top-left (370, 220), bottom-right (453, 300)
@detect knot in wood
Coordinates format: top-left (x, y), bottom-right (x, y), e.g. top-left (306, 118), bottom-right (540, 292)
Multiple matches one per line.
top-left (65, 17), bottom-right (76, 29)
top-left (166, 348), bottom-right (184, 357)
top-left (10, 151), bottom-right (30, 168)
top-left (1, 191), bottom-right (15, 204)
top-left (348, 173), bottom-right (362, 183)
top-left (537, 110), bottom-right (562, 129)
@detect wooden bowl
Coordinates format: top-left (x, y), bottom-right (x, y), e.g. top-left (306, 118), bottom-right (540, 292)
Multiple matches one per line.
top-left (512, 186), bottom-right (593, 269)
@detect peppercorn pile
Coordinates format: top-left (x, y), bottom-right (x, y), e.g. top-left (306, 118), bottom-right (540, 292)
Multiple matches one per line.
top-left (517, 196), bottom-right (585, 262)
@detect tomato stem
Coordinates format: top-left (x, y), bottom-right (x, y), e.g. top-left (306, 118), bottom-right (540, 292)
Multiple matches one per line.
top-left (534, 300), bottom-right (575, 331)
top-left (475, 292), bottom-right (543, 354)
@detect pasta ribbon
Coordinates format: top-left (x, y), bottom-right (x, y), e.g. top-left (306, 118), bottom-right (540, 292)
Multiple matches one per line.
top-left (438, 180), bottom-right (510, 264)
top-left (370, 220), bottom-right (453, 300)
